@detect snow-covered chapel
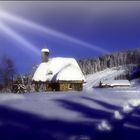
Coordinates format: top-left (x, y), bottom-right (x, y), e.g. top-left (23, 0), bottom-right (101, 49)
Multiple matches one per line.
top-left (32, 48), bottom-right (85, 91)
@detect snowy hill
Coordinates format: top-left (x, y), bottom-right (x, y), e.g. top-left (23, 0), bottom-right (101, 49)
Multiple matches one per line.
top-left (84, 66), bottom-right (131, 90)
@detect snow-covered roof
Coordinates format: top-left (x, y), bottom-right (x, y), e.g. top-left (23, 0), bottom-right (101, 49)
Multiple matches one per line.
top-left (33, 57), bottom-right (85, 82)
top-left (41, 48), bottom-right (49, 53)
top-left (101, 80), bottom-right (130, 87)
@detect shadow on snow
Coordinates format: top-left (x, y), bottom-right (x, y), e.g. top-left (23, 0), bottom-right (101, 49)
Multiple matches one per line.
top-left (0, 98), bottom-right (140, 140)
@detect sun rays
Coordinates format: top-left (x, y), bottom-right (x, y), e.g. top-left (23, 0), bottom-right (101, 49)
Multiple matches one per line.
top-left (0, 10), bottom-right (109, 55)
top-left (0, 21), bottom-right (40, 56)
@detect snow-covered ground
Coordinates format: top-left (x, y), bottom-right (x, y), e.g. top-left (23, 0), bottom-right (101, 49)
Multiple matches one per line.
top-left (0, 67), bottom-right (140, 140)
top-left (84, 67), bottom-right (126, 89)
top-left (0, 90), bottom-right (140, 140)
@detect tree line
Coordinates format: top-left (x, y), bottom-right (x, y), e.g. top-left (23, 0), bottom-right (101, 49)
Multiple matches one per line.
top-left (78, 48), bottom-right (140, 75)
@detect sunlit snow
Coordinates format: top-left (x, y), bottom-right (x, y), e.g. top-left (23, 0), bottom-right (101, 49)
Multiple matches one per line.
top-left (0, 67), bottom-right (140, 139)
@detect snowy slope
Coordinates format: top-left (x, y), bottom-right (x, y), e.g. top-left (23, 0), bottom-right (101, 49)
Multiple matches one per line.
top-left (84, 66), bottom-right (140, 91)
top-left (84, 67), bottom-right (126, 89)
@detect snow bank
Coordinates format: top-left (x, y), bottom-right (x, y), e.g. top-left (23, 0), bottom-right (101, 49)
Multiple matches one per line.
top-left (0, 94), bottom-right (24, 103)
top-left (131, 78), bottom-right (140, 88)
top-left (113, 111), bottom-right (124, 120)
top-left (128, 99), bottom-right (140, 107)
top-left (101, 80), bottom-right (130, 87)
top-left (97, 120), bottom-right (112, 131)
top-left (123, 104), bottom-right (133, 113)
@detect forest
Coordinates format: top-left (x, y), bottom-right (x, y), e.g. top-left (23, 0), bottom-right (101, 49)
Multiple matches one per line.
top-left (78, 48), bottom-right (140, 75)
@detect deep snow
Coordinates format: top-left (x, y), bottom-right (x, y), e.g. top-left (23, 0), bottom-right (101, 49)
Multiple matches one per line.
top-left (84, 67), bottom-right (126, 89)
top-left (101, 79), bottom-right (130, 87)
top-left (0, 88), bottom-right (140, 140)
top-left (0, 67), bottom-right (140, 140)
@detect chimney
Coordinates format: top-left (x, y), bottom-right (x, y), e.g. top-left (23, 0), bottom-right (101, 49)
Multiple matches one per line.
top-left (41, 48), bottom-right (49, 62)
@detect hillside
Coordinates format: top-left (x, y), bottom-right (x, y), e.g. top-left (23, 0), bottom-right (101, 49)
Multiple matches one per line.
top-left (78, 48), bottom-right (140, 75)
top-left (83, 65), bottom-right (140, 90)
top-left (84, 66), bottom-right (127, 90)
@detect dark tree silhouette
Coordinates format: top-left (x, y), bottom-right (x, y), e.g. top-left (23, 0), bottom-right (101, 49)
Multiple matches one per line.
top-left (78, 48), bottom-right (140, 75)
top-left (130, 65), bottom-right (140, 80)
top-left (0, 56), bottom-right (16, 87)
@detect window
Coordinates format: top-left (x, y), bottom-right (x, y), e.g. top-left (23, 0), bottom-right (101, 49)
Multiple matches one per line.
top-left (48, 70), bottom-right (53, 75)
top-left (68, 84), bottom-right (72, 89)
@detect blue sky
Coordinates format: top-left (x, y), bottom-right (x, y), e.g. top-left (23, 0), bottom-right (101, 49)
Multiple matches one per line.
top-left (0, 1), bottom-right (140, 73)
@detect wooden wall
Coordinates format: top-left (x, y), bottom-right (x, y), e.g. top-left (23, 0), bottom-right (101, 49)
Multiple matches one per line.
top-left (33, 81), bottom-right (83, 92)
top-left (59, 82), bottom-right (83, 91)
